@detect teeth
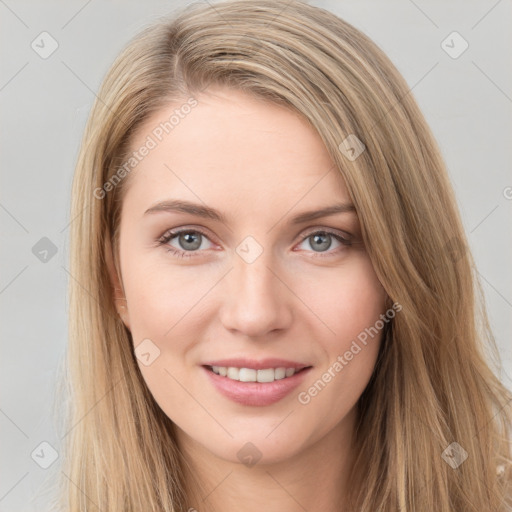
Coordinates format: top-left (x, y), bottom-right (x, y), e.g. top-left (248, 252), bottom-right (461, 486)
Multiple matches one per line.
top-left (210, 366), bottom-right (300, 382)
top-left (274, 367), bottom-right (286, 380)
top-left (227, 367), bottom-right (239, 380)
top-left (239, 368), bottom-right (257, 381)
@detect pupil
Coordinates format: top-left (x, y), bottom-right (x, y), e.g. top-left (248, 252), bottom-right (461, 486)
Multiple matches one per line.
top-left (311, 233), bottom-right (331, 252)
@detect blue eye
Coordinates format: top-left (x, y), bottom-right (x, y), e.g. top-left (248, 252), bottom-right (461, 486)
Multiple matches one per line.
top-left (158, 227), bottom-right (353, 259)
top-left (296, 230), bottom-right (352, 255)
top-left (159, 229), bottom-right (213, 258)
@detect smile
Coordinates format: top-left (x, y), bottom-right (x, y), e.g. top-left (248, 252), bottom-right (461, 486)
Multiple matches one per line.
top-left (202, 365), bottom-right (313, 406)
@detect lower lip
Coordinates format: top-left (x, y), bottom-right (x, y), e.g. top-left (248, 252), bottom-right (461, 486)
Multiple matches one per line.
top-left (202, 366), bottom-right (312, 406)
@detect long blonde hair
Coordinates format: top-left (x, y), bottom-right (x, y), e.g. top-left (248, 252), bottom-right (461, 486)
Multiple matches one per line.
top-left (57, 0), bottom-right (511, 510)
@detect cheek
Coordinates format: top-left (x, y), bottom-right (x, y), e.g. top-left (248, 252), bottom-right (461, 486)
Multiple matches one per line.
top-left (121, 257), bottom-right (207, 412)
top-left (293, 255), bottom-right (386, 407)
top-left (122, 251), bottom-right (212, 341)
top-left (296, 254), bottom-right (386, 348)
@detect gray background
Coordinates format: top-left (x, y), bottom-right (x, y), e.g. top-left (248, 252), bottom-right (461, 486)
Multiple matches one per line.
top-left (1, 0), bottom-right (511, 510)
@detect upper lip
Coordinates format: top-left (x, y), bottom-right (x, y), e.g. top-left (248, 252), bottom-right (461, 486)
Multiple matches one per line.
top-left (202, 358), bottom-right (312, 371)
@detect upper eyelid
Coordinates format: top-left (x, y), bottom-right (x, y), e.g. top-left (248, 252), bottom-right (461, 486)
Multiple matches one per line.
top-left (300, 226), bottom-right (352, 239)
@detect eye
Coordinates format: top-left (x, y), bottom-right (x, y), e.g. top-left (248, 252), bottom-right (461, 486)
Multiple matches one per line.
top-left (158, 228), bottom-right (214, 258)
top-left (295, 229), bottom-right (352, 257)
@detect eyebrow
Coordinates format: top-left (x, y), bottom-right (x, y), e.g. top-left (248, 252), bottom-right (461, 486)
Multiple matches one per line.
top-left (144, 199), bottom-right (357, 224)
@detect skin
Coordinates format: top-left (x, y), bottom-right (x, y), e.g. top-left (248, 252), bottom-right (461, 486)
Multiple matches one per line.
top-left (109, 86), bottom-right (388, 512)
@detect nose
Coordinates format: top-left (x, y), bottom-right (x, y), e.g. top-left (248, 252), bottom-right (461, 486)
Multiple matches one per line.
top-left (219, 248), bottom-right (294, 338)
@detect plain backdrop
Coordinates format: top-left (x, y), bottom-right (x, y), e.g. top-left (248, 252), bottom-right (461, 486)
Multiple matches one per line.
top-left (1, 0), bottom-right (511, 510)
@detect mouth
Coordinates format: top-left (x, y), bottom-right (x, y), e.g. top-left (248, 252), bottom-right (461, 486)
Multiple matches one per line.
top-left (201, 364), bottom-right (314, 406)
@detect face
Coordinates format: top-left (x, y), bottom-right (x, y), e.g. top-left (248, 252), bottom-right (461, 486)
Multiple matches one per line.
top-left (110, 86), bottom-right (388, 466)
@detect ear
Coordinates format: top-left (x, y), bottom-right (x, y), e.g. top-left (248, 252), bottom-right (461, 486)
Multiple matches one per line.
top-left (104, 235), bottom-right (131, 330)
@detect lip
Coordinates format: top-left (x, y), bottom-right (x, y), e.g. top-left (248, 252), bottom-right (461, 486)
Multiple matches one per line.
top-left (201, 358), bottom-right (311, 370)
top-left (201, 365), bottom-right (313, 407)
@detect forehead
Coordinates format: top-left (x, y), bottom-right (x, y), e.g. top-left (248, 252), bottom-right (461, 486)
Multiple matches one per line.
top-left (122, 87), bottom-right (351, 216)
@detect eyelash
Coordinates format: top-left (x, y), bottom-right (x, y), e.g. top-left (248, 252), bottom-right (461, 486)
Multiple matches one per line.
top-left (157, 227), bottom-right (353, 259)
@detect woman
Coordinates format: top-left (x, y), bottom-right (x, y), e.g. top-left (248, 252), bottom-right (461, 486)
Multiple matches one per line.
top-left (58, 0), bottom-right (512, 510)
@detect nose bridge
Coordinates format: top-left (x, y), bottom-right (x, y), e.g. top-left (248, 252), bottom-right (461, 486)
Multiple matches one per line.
top-left (235, 251), bottom-right (277, 300)
top-left (234, 234), bottom-right (278, 294)
top-left (220, 239), bottom-right (293, 336)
